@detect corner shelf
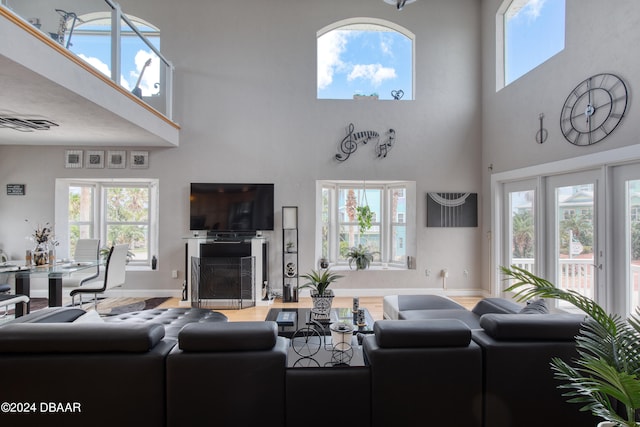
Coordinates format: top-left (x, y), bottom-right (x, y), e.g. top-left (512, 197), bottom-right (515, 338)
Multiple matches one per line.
top-left (282, 206), bottom-right (298, 302)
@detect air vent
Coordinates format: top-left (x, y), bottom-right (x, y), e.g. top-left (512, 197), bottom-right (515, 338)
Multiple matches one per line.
top-left (0, 117), bottom-right (59, 132)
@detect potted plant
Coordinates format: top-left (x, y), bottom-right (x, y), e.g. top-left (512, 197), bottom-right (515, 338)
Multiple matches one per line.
top-left (346, 244), bottom-right (376, 270)
top-left (356, 205), bottom-right (373, 233)
top-left (500, 265), bottom-right (640, 427)
top-left (100, 244), bottom-right (134, 264)
top-left (299, 269), bottom-right (343, 315)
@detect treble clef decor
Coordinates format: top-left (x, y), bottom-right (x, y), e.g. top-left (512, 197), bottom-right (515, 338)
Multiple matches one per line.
top-left (335, 124), bottom-right (396, 162)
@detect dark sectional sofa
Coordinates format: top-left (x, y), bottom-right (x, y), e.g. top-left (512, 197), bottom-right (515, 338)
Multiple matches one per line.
top-left (0, 298), bottom-right (599, 427)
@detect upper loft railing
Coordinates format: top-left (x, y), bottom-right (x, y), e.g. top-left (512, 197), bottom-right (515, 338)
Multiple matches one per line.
top-left (1, 0), bottom-right (173, 120)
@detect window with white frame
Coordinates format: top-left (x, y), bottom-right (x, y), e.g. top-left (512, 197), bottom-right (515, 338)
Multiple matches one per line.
top-left (319, 180), bottom-right (414, 268)
top-left (498, 0), bottom-right (565, 87)
top-left (57, 179), bottom-right (158, 267)
top-left (317, 18), bottom-right (414, 100)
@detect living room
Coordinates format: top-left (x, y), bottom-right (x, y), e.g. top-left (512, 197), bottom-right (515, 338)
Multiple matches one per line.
top-left (0, 0), bottom-right (637, 314)
top-left (1, 1), bottom-right (640, 426)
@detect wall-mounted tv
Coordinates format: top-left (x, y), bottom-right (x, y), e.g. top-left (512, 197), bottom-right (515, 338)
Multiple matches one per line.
top-left (190, 183), bottom-right (274, 232)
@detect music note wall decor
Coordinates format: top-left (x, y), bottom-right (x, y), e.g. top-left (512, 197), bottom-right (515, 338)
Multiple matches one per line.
top-left (335, 123), bottom-right (397, 162)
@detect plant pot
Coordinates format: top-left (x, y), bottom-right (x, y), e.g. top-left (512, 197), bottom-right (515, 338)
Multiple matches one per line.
top-left (597, 423), bottom-right (640, 427)
top-left (311, 291), bottom-right (334, 316)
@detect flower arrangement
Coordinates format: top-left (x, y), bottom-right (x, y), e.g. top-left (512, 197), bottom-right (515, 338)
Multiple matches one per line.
top-left (32, 222), bottom-right (55, 246)
top-left (26, 220), bottom-right (58, 265)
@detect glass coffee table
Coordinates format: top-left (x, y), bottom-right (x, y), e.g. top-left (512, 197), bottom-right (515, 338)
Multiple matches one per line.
top-left (265, 307), bottom-right (375, 338)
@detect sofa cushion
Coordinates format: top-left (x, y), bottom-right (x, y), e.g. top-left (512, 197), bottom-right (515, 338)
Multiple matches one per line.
top-left (471, 297), bottom-right (523, 316)
top-left (398, 294), bottom-right (466, 311)
top-left (7, 307), bottom-right (87, 323)
top-left (479, 313), bottom-right (586, 341)
top-left (0, 322), bottom-right (165, 353)
top-left (374, 319), bottom-right (471, 348)
top-left (178, 321), bottom-right (278, 352)
top-left (519, 299), bottom-right (549, 314)
top-left (399, 308), bottom-right (483, 329)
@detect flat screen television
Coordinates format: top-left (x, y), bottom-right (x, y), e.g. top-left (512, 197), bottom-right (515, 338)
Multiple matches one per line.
top-left (190, 183), bottom-right (274, 233)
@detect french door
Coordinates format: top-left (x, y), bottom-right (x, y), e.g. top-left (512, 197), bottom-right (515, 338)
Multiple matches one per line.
top-left (611, 163), bottom-right (640, 316)
top-left (502, 179), bottom-right (539, 275)
top-left (545, 170), bottom-right (603, 311)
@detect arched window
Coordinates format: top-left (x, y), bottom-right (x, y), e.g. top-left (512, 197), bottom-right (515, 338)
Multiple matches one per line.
top-left (317, 18), bottom-right (414, 100)
top-left (498, 0), bottom-right (565, 87)
top-left (65, 12), bottom-right (161, 97)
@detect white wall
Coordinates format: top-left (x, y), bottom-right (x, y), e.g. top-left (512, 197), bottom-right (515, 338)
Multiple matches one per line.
top-left (480, 0), bottom-right (640, 291)
top-left (0, 0), bottom-right (484, 296)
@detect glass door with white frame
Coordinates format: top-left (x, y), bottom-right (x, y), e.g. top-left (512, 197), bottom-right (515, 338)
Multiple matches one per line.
top-left (502, 180), bottom-right (538, 276)
top-left (611, 163), bottom-right (640, 317)
top-left (546, 171), bottom-right (602, 311)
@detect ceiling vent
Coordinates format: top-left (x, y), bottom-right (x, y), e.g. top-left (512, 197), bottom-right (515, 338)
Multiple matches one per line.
top-left (0, 117), bottom-right (59, 132)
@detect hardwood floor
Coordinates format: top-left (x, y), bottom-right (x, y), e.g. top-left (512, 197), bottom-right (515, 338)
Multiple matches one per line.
top-left (157, 295), bottom-right (482, 322)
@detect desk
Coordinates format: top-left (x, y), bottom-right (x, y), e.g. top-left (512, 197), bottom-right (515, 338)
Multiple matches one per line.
top-left (0, 262), bottom-right (100, 316)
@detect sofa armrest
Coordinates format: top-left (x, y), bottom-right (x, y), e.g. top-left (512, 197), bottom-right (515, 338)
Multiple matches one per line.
top-left (178, 321), bottom-right (278, 352)
top-left (479, 313), bottom-right (586, 341)
top-left (0, 322), bottom-right (165, 352)
top-left (374, 319), bottom-right (471, 348)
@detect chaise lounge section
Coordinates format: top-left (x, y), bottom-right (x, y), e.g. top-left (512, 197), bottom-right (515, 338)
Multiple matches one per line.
top-left (383, 294), bottom-right (523, 328)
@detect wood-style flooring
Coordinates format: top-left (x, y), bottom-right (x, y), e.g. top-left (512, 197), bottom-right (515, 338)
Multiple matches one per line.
top-left (156, 295), bottom-right (482, 322)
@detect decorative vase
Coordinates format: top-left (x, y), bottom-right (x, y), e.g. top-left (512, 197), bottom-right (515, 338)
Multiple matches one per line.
top-left (33, 247), bottom-right (48, 266)
top-left (311, 290), bottom-right (334, 316)
top-left (330, 321), bottom-right (354, 351)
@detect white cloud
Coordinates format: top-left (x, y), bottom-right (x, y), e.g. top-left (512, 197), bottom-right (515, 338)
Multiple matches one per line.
top-left (526, 0), bottom-right (547, 18)
top-left (78, 53), bottom-right (131, 91)
top-left (131, 50), bottom-right (160, 96)
top-left (347, 64), bottom-right (397, 87)
top-left (317, 31), bottom-right (349, 90)
top-left (510, 0), bottom-right (547, 20)
top-left (379, 34), bottom-right (394, 57)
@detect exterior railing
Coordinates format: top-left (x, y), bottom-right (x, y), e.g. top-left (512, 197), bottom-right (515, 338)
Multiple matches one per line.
top-left (511, 258), bottom-right (640, 311)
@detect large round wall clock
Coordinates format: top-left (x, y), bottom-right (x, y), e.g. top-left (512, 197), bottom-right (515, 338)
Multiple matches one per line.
top-left (560, 73), bottom-right (628, 146)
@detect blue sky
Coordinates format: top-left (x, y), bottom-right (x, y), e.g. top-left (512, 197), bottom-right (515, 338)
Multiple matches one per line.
top-left (505, 0), bottom-right (565, 84)
top-left (68, 22), bottom-right (160, 96)
top-left (318, 26), bottom-right (412, 100)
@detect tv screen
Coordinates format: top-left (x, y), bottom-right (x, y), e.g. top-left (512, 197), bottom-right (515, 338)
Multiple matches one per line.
top-left (190, 183), bottom-right (274, 232)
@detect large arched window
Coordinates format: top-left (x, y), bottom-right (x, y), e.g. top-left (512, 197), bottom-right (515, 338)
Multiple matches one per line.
top-left (65, 12), bottom-right (161, 97)
top-left (497, 0), bottom-right (565, 87)
top-left (317, 18), bottom-right (414, 100)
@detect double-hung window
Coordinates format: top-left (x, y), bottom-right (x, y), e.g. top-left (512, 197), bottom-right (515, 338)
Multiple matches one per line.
top-left (56, 178), bottom-right (158, 267)
top-left (318, 180), bottom-right (415, 269)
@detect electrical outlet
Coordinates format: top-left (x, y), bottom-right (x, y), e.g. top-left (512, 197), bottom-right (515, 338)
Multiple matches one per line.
top-left (441, 268), bottom-right (448, 278)
top-left (463, 269), bottom-right (469, 278)
top-left (425, 269), bottom-right (431, 277)
top-left (171, 270), bottom-right (178, 279)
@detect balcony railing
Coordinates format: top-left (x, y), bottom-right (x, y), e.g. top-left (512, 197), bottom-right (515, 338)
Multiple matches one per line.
top-left (1, 0), bottom-right (173, 120)
top-left (511, 258), bottom-right (640, 312)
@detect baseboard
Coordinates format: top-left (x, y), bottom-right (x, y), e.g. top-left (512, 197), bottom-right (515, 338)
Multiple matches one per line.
top-left (329, 288), bottom-right (492, 298)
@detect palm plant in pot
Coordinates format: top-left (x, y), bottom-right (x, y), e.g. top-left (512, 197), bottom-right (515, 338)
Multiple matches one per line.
top-left (501, 265), bottom-right (640, 427)
top-left (346, 244), bottom-right (376, 270)
top-left (299, 269), bottom-right (343, 315)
